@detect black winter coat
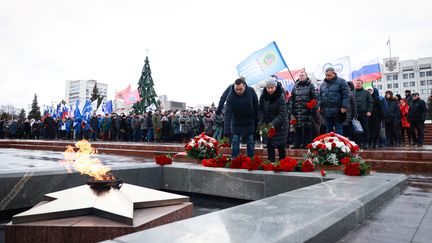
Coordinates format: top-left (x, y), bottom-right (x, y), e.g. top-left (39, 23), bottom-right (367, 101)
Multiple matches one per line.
top-left (224, 85), bottom-right (258, 136)
top-left (385, 98), bottom-right (401, 123)
top-left (259, 84), bottom-right (288, 146)
top-left (408, 98), bottom-right (427, 122)
top-left (318, 76), bottom-right (350, 118)
top-left (289, 78), bottom-right (317, 128)
top-left (354, 88), bottom-right (373, 116)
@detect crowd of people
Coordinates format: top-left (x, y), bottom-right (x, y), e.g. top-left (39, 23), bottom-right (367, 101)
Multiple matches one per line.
top-left (0, 67), bottom-right (428, 162)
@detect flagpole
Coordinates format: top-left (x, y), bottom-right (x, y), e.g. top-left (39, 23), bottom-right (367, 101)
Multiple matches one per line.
top-left (272, 41), bottom-right (296, 82)
top-left (285, 66), bottom-right (296, 82)
top-left (388, 36), bottom-right (392, 59)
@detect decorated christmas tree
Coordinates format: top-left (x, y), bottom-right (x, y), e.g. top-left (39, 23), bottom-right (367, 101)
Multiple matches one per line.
top-left (133, 56), bottom-right (158, 114)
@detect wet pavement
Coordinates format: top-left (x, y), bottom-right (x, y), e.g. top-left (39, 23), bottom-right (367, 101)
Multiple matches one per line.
top-left (337, 174), bottom-right (432, 243)
top-left (0, 148), bottom-right (153, 174)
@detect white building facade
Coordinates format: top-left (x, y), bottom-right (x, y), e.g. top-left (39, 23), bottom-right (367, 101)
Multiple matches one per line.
top-left (377, 57), bottom-right (432, 100)
top-left (65, 80), bottom-right (108, 105)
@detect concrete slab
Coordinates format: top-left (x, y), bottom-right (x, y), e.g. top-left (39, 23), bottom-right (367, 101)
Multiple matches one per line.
top-left (106, 167), bottom-right (406, 243)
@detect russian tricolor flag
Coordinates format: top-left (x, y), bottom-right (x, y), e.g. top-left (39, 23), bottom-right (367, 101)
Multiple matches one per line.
top-left (351, 58), bottom-right (382, 83)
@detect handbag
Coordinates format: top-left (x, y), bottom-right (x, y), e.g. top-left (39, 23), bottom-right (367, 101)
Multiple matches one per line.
top-left (351, 118), bottom-right (364, 134)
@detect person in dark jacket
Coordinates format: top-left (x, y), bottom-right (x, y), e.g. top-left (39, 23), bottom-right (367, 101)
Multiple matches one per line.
top-left (288, 71), bottom-right (317, 148)
top-left (44, 113), bottom-right (55, 139)
top-left (216, 84), bottom-right (234, 138)
top-left (317, 67), bottom-right (350, 135)
top-left (224, 77), bottom-right (258, 158)
top-left (119, 114), bottom-right (128, 141)
top-left (259, 78), bottom-right (288, 162)
top-left (368, 88), bottom-right (385, 148)
top-left (342, 81), bottom-right (357, 140)
top-left (90, 114), bottom-right (99, 141)
top-left (384, 90), bottom-right (401, 147)
top-left (353, 79), bottom-right (373, 148)
top-left (408, 92), bottom-right (427, 146)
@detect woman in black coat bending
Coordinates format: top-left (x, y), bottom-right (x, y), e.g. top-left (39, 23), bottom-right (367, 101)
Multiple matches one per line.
top-left (259, 77), bottom-right (288, 162)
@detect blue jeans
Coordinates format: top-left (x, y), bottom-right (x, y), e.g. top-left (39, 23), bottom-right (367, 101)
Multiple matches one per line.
top-left (147, 128), bottom-right (154, 142)
top-left (325, 117), bottom-right (343, 135)
top-left (231, 134), bottom-right (255, 158)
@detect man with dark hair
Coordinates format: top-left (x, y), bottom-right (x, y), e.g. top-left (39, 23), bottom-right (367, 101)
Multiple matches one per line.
top-left (405, 90), bottom-right (413, 106)
top-left (408, 92), bottom-right (427, 146)
top-left (289, 71), bottom-right (316, 148)
top-left (317, 67), bottom-right (350, 135)
top-left (224, 77), bottom-right (258, 158)
top-left (353, 79), bottom-right (373, 148)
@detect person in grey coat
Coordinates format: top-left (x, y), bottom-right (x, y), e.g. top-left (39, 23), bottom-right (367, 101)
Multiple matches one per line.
top-left (317, 67), bottom-right (350, 135)
top-left (259, 77), bottom-right (288, 162)
top-left (343, 81), bottom-right (358, 140)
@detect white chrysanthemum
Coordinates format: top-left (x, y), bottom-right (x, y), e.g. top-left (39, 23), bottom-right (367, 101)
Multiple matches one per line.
top-left (325, 143), bottom-right (332, 150)
top-left (335, 141), bottom-right (345, 148)
top-left (327, 153), bottom-right (338, 165)
top-left (341, 146), bottom-right (350, 153)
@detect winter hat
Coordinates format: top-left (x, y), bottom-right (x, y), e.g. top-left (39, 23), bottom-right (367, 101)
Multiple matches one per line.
top-left (265, 76), bottom-right (277, 87)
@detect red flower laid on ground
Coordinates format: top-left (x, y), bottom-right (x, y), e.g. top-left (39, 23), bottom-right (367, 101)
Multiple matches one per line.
top-left (340, 156), bottom-right (351, 165)
top-left (290, 119), bottom-right (297, 126)
top-left (321, 169), bottom-right (326, 176)
top-left (267, 127), bottom-right (276, 139)
top-left (202, 158), bottom-right (217, 167)
top-left (251, 155), bottom-right (263, 170)
top-left (240, 156), bottom-right (253, 170)
top-left (231, 154), bottom-right (248, 169)
top-left (261, 162), bottom-right (275, 171)
top-left (305, 99), bottom-right (317, 109)
top-left (155, 155), bottom-right (172, 166)
top-left (344, 162), bottom-right (361, 176)
top-left (216, 156), bottom-right (230, 167)
top-left (275, 157), bottom-right (298, 172)
top-left (301, 160), bottom-right (314, 172)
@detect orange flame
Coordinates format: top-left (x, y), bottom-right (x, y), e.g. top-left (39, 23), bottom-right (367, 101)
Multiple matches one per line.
top-left (61, 140), bottom-right (113, 181)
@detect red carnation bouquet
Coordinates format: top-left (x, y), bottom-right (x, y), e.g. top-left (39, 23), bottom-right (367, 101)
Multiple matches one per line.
top-left (306, 99), bottom-right (317, 110)
top-left (155, 155), bottom-right (173, 166)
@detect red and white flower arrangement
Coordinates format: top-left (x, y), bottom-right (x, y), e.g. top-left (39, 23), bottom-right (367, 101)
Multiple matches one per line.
top-left (185, 133), bottom-right (219, 160)
top-left (304, 132), bottom-right (370, 176)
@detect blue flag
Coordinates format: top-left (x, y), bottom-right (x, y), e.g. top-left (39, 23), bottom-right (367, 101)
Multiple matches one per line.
top-left (236, 41), bottom-right (287, 85)
top-left (81, 100), bottom-right (93, 121)
top-left (105, 100), bottom-right (113, 114)
top-left (74, 100), bottom-right (82, 119)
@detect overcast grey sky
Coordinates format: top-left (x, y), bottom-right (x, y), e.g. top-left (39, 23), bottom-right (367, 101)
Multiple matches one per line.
top-left (1, 0), bottom-right (431, 110)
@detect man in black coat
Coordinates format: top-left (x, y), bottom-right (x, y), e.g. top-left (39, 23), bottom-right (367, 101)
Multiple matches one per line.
top-left (353, 79), bottom-right (373, 148)
top-left (317, 67), bottom-right (350, 135)
top-left (408, 92), bottom-right (427, 146)
top-left (289, 71), bottom-right (317, 148)
top-left (224, 77), bottom-right (258, 158)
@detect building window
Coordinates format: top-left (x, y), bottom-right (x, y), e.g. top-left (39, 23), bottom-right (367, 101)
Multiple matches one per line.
top-left (409, 73), bottom-right (415, 78)
top-left (427, 71), bottom-right (432, 76)
top-left (387, 84), bottom-right (392, 89)
top-left (393, 75), bottom-right (398, 80)
top-left (428, 80), bottom-right (432, 85)
top-left (420, 72), bottom-right (426, 77)
top-left (393, 83), bottom-right (398, 88)
top-left (410, 81), bottom-right (416, 87)
top-left (386, 75), bottom-right (392, 81)
top-left (421, 89), bottom-right (428, 94)
top-left (421, 80), bottom-right (426, 86)
top-left (403, 82), bottom-right (409, 87)
top-left (403, 73), bottom-right (408, 79)
top-left (377, 85), bottom-right (382, 90)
